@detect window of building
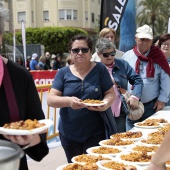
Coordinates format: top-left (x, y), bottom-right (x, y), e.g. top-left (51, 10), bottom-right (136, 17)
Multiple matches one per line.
top-left (73, 10), bottom-right (77, 20)
top-left (59, 9), bottom-right (65, 20)
top-left (43, 11), bottom-right (49, 21)
top-left (91, 13), bottom-right (95, 23)
top-left (67, 10), bottom-right (72, 20)
top-left (59, 9), bottom-right (78, 20)
top-left (18, 11), bottom-right (26, 22)
top-left (85, 11), bottom-right (88, 22)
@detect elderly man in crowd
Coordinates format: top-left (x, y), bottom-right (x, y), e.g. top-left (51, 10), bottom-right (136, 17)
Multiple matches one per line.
top-left (122, 24), bottom-right (170, 130)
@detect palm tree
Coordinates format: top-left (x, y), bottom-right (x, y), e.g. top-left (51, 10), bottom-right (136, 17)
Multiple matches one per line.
top-left (136, 0), bottom-right (168, 36)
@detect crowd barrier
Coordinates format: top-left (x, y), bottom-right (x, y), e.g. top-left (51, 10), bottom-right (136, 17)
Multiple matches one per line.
top-left (36, 84), bottom-right (59, 141)
top-left (30, 70), bottom-right (60, 142)
top-left (30, 70), bottom-right (57, 85)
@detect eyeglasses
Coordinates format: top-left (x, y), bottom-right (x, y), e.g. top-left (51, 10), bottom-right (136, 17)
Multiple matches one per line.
top-left (102, 51), bottom-right (116, 58)
top-left (161, 43), bottom-right (170, 47)
top-left (71, 48), bottom-right (89, 54)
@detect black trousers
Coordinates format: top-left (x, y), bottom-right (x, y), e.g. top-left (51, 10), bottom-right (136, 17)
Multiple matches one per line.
top-left (59, 132), bottom-right (105, 163)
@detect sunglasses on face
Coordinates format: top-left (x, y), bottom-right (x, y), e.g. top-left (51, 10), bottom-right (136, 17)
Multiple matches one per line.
top-left (102, 51), bottom-right (116, 58)
top-left (71, 48), bottom-right (90, 54)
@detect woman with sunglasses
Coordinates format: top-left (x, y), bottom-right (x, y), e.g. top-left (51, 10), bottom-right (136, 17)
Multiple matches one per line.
top-left (47, 34), bottom-right (116, 163)
top-left (91, 27), bottom-right (124, 62)
top-left (95, 38), bottom-right (143, 132)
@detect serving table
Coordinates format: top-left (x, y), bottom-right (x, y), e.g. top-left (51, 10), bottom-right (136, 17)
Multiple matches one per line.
top-left (132, 107), bottom-right (170, 135)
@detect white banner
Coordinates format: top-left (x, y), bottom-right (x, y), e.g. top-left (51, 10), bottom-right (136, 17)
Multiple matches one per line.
top-left (21, 21), bottom-right (27, 67)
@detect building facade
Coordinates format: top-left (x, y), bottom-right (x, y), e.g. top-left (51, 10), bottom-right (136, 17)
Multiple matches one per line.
top-left (4, 0), bottom-right (101, 34)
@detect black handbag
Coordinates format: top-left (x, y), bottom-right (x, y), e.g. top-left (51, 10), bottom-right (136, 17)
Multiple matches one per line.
top-left (120, 93), bottom-right (129, 115)
top-left (99, 107), bottom-right (118, 139)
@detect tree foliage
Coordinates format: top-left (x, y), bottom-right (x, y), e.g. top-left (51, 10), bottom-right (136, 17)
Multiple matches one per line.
top-left (3, 27), bottom-right (87, 54)
top-left (136, 0), bottom-right (170, 36)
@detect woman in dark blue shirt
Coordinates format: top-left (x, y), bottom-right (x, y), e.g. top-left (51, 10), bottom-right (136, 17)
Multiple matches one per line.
top-left (47, 34), bottom-right (116, 162)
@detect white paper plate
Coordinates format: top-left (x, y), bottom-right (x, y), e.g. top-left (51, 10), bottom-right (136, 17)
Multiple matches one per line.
top-left (71, 154), bottom-right (113, 164)
top-left (145, 118), bottom-right (168, 124)
top-left (137, 140), bottom-right (161, 147)
top-left (116, 151), bottom-right (152, 166)
top-left (134, 122), bottom-right (160, 129)
top-left (110, 131), bottom-right (143, 141)
top-left (56, 163), bottom-right (102, 170)
top-left (83, 101), bottom-right (108, 107)
top-left (166, 162), bottom-right (170, 168)
top-left (0, 119), bottom-right (54, 135)
top-left (56, 163), bottom-right (70, 170)
top-left (86, 146), bottom-right (124, 157)
top-left (99, 139), bottom-right (134, 148)
top-left (126, 143), bottom-right (158, 153)
top-left (96, 160), bottom-right (143, 170)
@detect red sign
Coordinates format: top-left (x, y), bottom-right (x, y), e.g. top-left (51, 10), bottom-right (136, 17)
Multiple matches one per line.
top-left (30, 70), bottom-right (57, 85)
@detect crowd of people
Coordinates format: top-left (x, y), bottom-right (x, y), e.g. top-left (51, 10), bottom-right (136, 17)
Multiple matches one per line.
top-left (47, 26), bottom-right (170, 168)
top-left (1, 1), bottom-right (170, 169)
top-left (15, 52), bottom-right (64, 71)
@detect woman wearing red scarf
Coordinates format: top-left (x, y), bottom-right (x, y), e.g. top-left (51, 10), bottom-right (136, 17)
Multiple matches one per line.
top-left (0, 3), bottom-right (49, 170)
top-left (122, 24), bottom-right (170, 131)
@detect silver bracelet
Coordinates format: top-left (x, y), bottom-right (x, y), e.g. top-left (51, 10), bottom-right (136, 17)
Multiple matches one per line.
top-left (22, 144), bottom-right (30, 150)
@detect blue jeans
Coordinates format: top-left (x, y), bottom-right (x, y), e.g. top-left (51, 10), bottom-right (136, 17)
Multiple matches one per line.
top-left (126, 98), bottom-right (157, 131)
top-left (59, 132), bottom-right (105, 163)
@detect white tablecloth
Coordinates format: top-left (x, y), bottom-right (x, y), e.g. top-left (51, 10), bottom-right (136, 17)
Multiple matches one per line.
top-left (132, 107), bottom-right (170, 137)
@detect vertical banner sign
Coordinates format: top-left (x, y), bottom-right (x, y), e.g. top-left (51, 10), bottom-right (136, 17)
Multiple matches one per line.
top-left (119, 0), bottom-right (136, 52)
top-left (168, 17), bottom-right (170, 33)
top-left (21, 20), bottom-right (26, 67)
top-left (100, 0), bottom-right (128, 31)
top-left (13, 28), bottom-right (16, 62)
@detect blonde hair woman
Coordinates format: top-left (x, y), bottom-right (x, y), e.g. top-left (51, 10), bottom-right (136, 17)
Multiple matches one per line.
top-left (91, 28), bottom-right (124, 62)
top-left (38, 56), bottom-right (46, 70)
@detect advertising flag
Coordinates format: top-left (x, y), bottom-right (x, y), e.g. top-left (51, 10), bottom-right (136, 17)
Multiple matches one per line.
top-left (119, 0), bottom-right (136, 52)
top-left (13, 28), bottom-right (16, 62)
top-left (21, 20), bottom-right (26, 67)
top-left (168, 17), bottom-right (170, 33)
top-left (100, 0), bottom-right (128, 31)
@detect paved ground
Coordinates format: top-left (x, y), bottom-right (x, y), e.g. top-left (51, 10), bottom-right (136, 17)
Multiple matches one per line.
top-left (27, 142), bottom-right (67, 170)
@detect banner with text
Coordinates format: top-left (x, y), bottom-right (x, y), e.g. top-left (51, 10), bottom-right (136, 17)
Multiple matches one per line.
top-left (30, 70), bottom-right (57, 85)
top-left (100, 0), bottom-right (128, 31)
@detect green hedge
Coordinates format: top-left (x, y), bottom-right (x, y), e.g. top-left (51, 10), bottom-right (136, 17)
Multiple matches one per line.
top-left (3, 27), bottom-right (88, 54)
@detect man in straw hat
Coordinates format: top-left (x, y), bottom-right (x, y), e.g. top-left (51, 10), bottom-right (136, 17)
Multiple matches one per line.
top-left (122, 24), bottom-right (170, 130)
